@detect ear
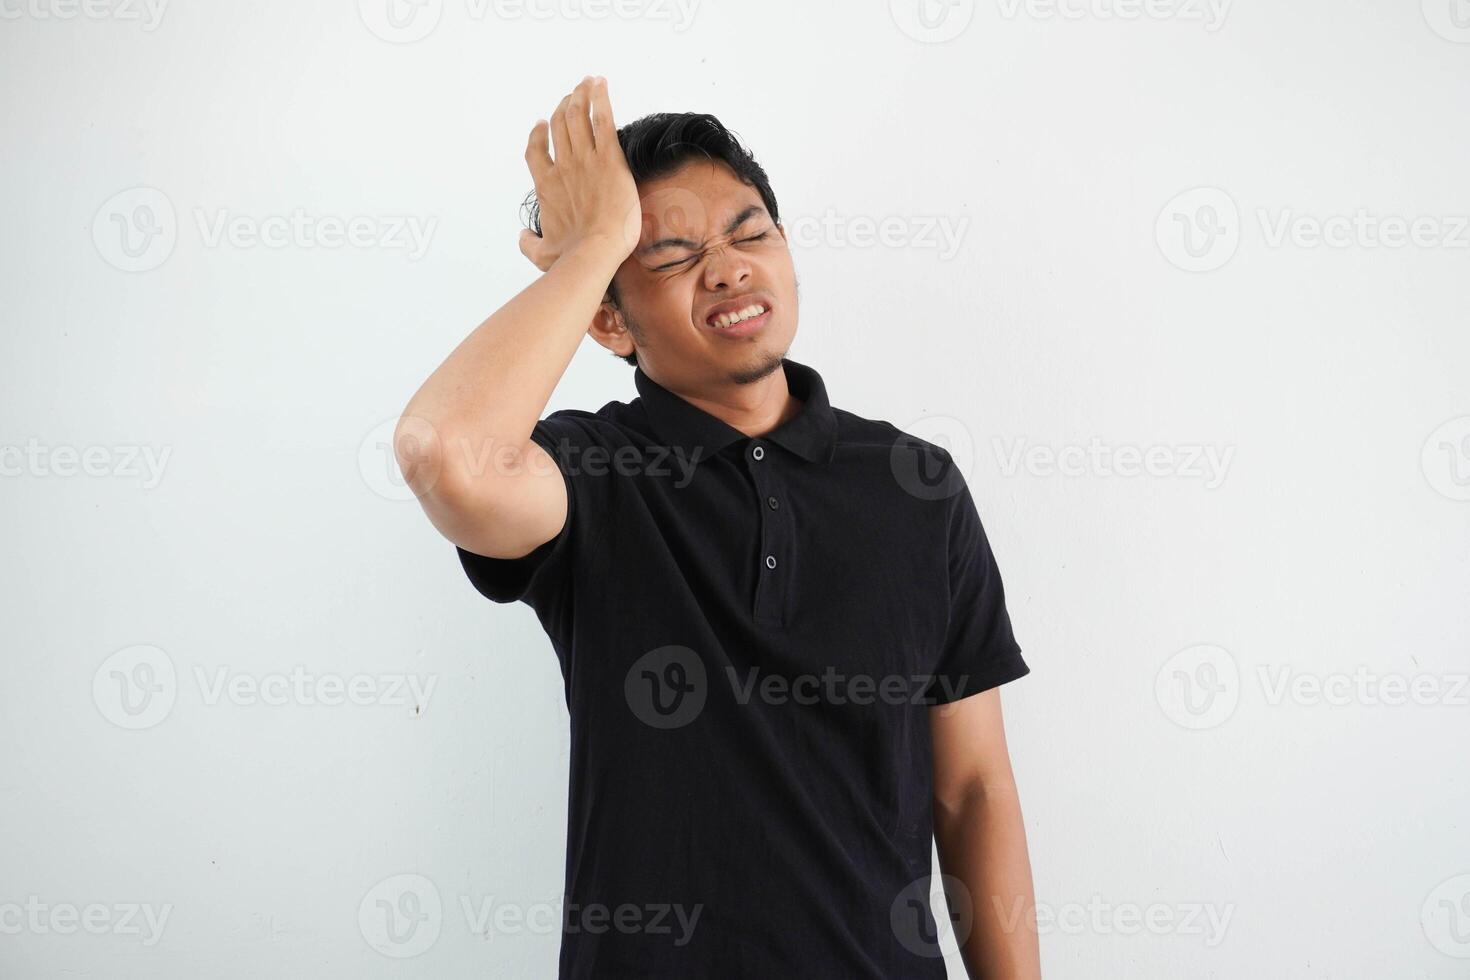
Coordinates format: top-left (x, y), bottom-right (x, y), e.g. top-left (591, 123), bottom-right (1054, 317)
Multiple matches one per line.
top-left (587, 299), bottom-right (636, 360)
top-left (775, 220), bottom-right (787, 243)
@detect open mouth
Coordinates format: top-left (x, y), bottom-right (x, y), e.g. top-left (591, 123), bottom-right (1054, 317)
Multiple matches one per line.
top-left (704, 300), bottom-right (772, 335)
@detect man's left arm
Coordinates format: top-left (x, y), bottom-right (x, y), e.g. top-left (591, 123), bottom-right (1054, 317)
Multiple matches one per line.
top-left (930, 688), bottom-right (1041, 979)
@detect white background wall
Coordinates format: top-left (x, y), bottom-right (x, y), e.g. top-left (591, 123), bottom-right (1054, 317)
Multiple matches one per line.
top-left (3, 0), bottom-right (1468, 976)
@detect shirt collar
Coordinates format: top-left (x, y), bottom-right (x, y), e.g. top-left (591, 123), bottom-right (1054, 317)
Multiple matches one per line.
top-left (633, 357), bottom-right (838, 465)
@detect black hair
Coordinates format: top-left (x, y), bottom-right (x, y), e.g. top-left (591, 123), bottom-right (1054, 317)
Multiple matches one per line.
top-left (520, 112), bottom-right (781, 367)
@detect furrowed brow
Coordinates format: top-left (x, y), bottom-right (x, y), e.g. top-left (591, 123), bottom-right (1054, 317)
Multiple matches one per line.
top-left (639, 204), bottom-right (766, 256)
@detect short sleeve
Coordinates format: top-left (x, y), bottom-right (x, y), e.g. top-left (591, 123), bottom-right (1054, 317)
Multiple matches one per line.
top-left (926, 470), bottom-right (1029, 705)
top-left (455, 412), bottom-right (613, 636)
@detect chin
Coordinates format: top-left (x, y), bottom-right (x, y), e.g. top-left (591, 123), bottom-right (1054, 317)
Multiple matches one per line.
top-left (728, 347), bottom-right (788, 386)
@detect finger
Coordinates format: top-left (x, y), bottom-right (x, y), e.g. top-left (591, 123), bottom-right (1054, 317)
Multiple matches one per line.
top-left (519, 228), bottom-right (552, 270)
top-left (519, 227), bottom-right (542, 261)
top-left (549, 95), bottom-right (573, 165)
top-left (590, 76), bottom-right (618, 151)
top-left (564, 77), bottom-right (596, 156)
top-left (524, 118), bottom-right (553, 180)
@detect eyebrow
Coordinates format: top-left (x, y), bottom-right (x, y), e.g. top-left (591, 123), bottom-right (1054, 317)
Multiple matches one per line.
top-left (638, 204), bottom-right (767, 256)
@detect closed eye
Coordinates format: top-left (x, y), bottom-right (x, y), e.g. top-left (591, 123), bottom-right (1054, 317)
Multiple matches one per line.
top-left (652, 232), bottom-right (771, 271)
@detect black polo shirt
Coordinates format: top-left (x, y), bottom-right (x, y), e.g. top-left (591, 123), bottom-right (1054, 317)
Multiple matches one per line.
top-left (456, 357), bottom-right (1028, 978)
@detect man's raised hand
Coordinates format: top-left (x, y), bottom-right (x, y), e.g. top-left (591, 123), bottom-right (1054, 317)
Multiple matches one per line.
top-left (519, 76), bottom-right (641, 273)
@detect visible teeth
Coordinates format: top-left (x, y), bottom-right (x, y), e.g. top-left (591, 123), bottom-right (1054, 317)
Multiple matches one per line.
top-left (710, 304), bottom-right (767, 328)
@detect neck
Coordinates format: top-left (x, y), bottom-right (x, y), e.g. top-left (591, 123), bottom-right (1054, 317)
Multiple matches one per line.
top-left (667, 358), bottom-right (803, 439)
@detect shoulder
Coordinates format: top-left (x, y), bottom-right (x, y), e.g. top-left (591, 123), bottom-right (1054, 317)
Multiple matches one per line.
top-left (831, 407), bottom-right (956, 458)
top-left (831, 408), bottom-right (968, 499)
top-left (534, 398), bottom-right (649, 449)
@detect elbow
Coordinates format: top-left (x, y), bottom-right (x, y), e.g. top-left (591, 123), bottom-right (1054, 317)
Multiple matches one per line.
top-left (393, 413), bottom-right (531, 511)
top-left (392, 413), bottom-right (457, 502)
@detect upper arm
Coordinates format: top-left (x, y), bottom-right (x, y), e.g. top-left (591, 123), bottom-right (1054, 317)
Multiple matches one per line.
top-left (417, 412), bottom-right (616, 622)
top-left (923, 458), bottom-right (1029, 705)
top-left (403, 425), bottom-right (570, 560)
top-left (930, 687), bottom-right (1018, 817)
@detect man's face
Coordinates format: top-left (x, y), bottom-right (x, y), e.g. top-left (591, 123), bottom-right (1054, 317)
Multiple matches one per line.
top-left (593, 158), bottom-right (798, 388)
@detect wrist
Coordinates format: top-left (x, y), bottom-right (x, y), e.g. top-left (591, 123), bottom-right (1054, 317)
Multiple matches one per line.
top-left (564, 232), bottom-right (634, 269)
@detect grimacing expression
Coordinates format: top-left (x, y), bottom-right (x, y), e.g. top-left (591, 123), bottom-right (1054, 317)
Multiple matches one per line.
top-left (592, 159), bottom-right (798, 386)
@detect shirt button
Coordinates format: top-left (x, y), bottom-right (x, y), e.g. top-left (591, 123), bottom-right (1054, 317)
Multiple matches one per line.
top-left (751, 444), bottom-right (765, 461)
top-left (766, 495), bottom-right (779, 510)
top-left (765, 555), bottom-right (777, 570)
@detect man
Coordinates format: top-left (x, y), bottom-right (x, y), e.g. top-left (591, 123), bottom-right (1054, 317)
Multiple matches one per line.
top-left (395, 75), bottom-right (1041, 979)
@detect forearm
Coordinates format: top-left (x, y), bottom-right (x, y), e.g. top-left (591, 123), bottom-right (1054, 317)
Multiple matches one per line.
top-left (398, 236), bottom-right (626, 486)
top-left (932, 781), bottom-right (1041, 979)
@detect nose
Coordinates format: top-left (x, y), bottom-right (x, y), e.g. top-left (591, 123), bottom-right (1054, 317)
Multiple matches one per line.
top-left (701, 242), bottom-right (752, 292)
